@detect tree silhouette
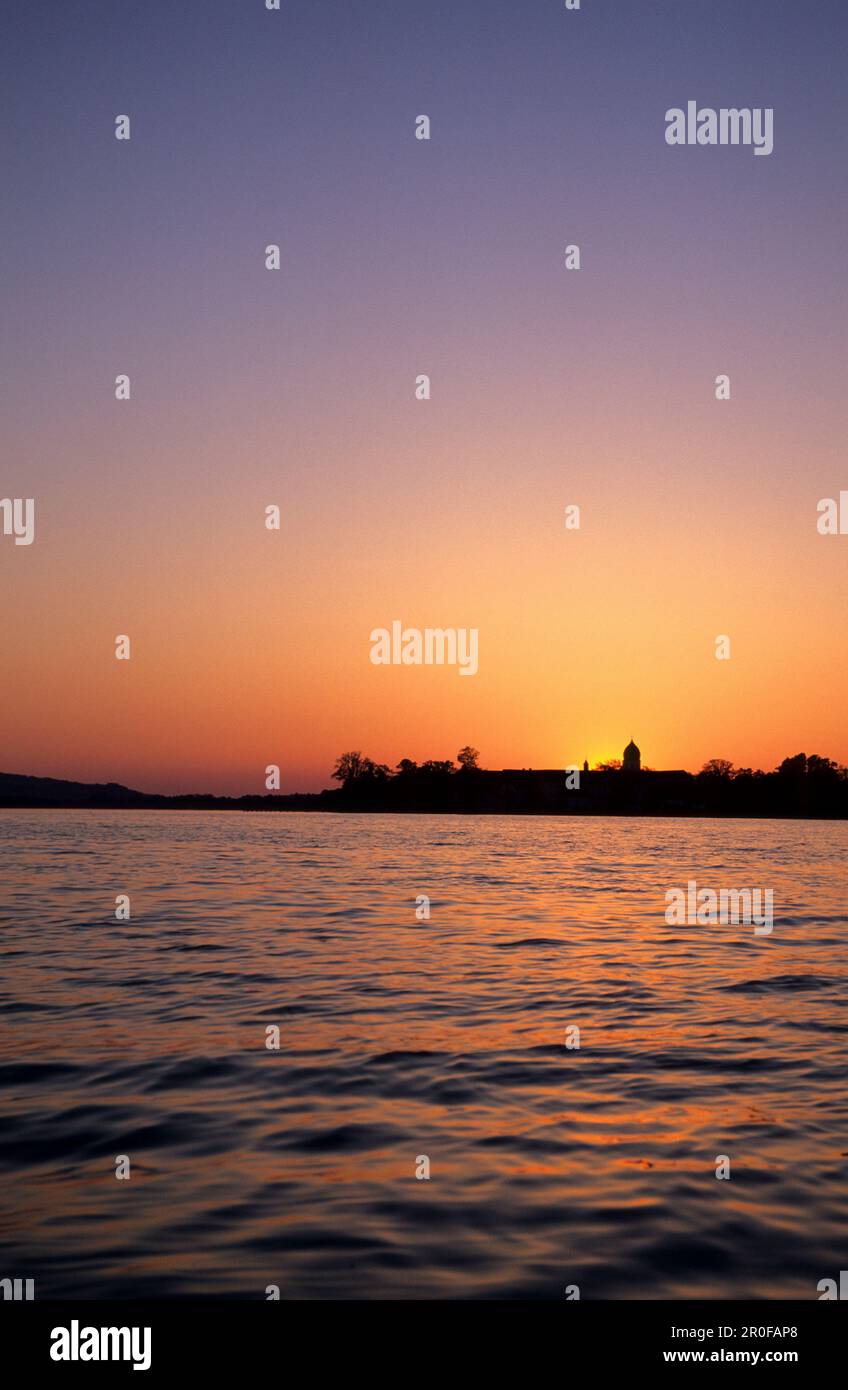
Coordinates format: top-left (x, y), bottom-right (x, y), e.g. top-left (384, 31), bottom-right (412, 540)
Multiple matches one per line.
top-left (332, 751), bottom-right (364, 783)
top-left (331, 752), bottom-right (390, 785)
top-left (420, 759), bottom-right (454, 775)
top-left (700, 759), bottom-right (735, 778)
top-left (457, 746), bottom-right (480, 770)
top-left (807, 755), bottom-right (840, 777)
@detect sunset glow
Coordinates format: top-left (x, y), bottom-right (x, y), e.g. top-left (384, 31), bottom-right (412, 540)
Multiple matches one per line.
top-left (2, 1), bottom-right (846, 794)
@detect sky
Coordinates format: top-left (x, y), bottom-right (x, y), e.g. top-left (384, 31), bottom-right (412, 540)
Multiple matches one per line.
top-left (2, 0), bottom-right (847, 794)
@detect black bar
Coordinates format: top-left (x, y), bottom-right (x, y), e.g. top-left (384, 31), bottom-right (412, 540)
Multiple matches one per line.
top-left (1, 1300), bottom-right (843, 1378)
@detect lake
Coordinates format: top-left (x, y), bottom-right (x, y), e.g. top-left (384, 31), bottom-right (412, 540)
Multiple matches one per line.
top-left (1, 811), bottom-right (845, 1298)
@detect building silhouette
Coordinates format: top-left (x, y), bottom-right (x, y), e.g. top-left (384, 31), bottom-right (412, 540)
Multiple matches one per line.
top-left (623, 738), bottom-right (641, 772)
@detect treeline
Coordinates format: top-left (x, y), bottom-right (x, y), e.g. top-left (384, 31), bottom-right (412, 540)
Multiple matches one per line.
top-left (693, 754), bottom-right (848, 817)
top-left (330, 747), bottom-right (485, 812)
top-left (328, 749), bottom-right (848, 817)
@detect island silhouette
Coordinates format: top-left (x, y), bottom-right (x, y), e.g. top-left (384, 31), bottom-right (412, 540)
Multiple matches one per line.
top-left (2, 743), bottom-right (847, 818)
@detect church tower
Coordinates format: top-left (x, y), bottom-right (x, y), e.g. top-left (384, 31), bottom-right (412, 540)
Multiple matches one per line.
top-left (623, 738), bottom-right (641, 772)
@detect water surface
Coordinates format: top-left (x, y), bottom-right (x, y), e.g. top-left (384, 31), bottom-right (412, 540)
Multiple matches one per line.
top-left (1, 811), bottom-right (845, 1298)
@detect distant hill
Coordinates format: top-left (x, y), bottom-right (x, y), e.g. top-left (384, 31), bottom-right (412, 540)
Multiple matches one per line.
top-left (0, 771), bottom-right (332, 811)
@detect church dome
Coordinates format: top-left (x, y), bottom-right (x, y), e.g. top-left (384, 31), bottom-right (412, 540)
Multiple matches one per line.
top-left (623, 738), bottom-right (641, 771)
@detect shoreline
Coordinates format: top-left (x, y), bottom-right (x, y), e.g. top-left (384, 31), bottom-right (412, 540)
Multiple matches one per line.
top-left (2, 804), bottom-right (847, 822)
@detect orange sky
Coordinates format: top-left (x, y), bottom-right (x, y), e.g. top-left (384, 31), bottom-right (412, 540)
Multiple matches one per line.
top-left (3, 0), bottom-right (847, 794)
top-left (4, 372), bottom-right (847, 794)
